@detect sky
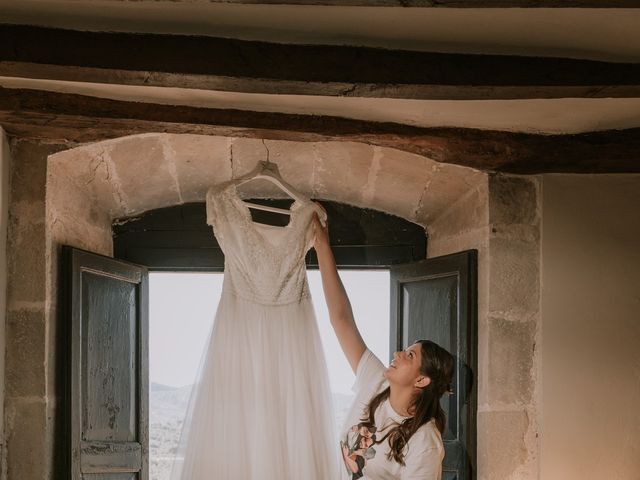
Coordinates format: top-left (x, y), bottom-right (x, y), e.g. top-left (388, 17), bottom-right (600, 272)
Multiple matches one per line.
top-left (149, 270), bottom-right (390, 395)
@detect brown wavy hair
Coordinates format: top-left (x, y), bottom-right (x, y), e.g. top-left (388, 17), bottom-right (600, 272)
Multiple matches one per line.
top-left (360, 340), bottom-right (455, 465)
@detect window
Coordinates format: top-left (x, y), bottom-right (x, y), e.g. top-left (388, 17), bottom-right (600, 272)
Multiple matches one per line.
top-left (148, 269), bottom-right (390, 480)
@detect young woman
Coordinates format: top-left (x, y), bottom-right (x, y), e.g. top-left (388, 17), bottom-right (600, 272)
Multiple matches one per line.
top-left (312, 206), bottom-right (455, 480)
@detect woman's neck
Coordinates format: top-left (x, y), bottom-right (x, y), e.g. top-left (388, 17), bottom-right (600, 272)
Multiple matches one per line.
top-left (388, 385), bottom-right (415, 417)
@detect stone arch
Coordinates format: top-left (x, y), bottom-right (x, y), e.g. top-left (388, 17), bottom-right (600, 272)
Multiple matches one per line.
top-left (46, 133), bottom-right (484, 258)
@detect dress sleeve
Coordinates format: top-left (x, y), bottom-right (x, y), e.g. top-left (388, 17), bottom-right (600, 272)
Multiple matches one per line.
top-left (206, 195), bottom-right (215, 227)
top-left (206, 185), bottom-right (222, 228)
top-left (314, 204), bottom-right (328, 228)
top-left (205, 185), bottom-right (227, 249)
top-left (351, 349), bottom-right (387, 394)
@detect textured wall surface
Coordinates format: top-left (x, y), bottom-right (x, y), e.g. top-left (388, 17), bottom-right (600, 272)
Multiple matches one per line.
top-left (540, 174), bottom-right (640, 480)
top-left (0, 127), bottom-right (10, 479)
top-left (484, 175), bottom-right (541, 480)
top-left (3, 137), bottom-right (72, 479)
top-left (428, 173), bottom-right (541, 480)
top-left (46, 133), bottom-right (485, 226)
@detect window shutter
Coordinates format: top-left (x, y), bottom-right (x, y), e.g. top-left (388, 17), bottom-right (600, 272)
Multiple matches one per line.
top-left (62, 246), bottom-right (149, 479)
top-left (390, 250), bottom-right (477, 480)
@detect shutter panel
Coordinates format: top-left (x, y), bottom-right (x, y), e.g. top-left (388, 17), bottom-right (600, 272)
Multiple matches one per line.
top-left (63, 246), bottom-right (149, 479)
top-left (390, 250), bottom-right (477, 480)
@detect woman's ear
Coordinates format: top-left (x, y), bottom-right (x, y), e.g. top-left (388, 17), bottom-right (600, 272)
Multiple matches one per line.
top-left (415, 375), bottom-right (431, 389)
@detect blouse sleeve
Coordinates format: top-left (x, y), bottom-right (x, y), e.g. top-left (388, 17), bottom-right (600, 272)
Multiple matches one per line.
top-left (351, 348), bottom-right (387, 394)
top-left (401, 448), bottom-right (442, 480)
top-left (401, 429), bottom-right (444, 480)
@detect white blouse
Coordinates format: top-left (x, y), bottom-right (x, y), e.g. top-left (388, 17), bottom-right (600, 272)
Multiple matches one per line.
top-left (337, 349), bottom-right (445, 480)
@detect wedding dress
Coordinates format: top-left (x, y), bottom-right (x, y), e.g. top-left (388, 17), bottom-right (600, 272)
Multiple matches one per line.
top-left (170, 181), bottom-right (338, 479)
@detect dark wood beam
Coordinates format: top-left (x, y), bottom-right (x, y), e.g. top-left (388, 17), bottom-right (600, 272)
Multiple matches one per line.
top-left (1, 86), bottom-right (638, 174)
top-left (1, 25), bottom-right (639, 100)
top-left (96, 0), bottom-right (640, 7)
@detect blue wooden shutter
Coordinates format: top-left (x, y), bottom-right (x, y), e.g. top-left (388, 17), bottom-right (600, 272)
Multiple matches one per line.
top-left (390, 250), bottom-right (477, 480)
top-left (63, 246), bottom-right (149, 479)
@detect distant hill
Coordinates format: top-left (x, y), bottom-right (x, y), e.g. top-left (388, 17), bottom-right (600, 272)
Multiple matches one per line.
top-left (149, 383), bottom-right (194, 480)
top-left (151, 382), bottom-right (181, 392)
top-left (150, 383), bottom-right (192, 420)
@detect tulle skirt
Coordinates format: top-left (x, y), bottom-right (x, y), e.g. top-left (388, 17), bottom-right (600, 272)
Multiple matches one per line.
top-left (170, 289), bottom-right (339, 480)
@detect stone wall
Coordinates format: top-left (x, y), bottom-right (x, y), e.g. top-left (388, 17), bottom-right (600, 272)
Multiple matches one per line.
top-left (484, 174), bottom-right (540, 480)
top-left (427, 173), bottom-right (541, 480)
top-left (0, 127), bottom-right (10, 479)
top-left (3, 137), bottom-right (74, 479)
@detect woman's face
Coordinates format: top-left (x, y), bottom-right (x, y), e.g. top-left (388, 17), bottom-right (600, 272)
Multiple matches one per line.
top-left (384, 342), bottom-right (428, 388)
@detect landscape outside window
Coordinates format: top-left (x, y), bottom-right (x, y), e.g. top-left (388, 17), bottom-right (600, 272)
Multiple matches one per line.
top-left (150, 270), bottom-right (390, 480)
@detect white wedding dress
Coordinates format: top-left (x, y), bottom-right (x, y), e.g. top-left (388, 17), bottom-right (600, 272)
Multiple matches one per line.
top-left (170, 181), bottom-right (338, 480)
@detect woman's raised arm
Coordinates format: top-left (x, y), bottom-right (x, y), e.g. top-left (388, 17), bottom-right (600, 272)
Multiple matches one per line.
top-left (312, 206), bottom-right (366, 374)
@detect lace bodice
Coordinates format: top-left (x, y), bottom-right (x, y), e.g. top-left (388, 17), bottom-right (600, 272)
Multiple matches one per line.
top-left (206, 181), bottom-right (326, 305)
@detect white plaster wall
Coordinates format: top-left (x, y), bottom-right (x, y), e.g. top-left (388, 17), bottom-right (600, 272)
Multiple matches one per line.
top-left (0, 127), bottom-right (9, 478)
top-left (540, 174), bottom-right (640, 480)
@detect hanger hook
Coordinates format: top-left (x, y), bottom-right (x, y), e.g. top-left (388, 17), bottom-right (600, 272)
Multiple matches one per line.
top-left (261, 139), bottom-right (270, 164)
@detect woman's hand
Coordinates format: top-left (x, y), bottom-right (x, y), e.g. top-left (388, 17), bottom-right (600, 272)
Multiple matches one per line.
top-left (312, 202), bottom-right (330, 252)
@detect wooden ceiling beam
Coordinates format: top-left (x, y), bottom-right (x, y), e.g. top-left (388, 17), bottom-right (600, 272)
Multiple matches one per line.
top-left (1, 25), bottom-right (639, 100)
top-left (99, 0), bottom-right (640, 7)
top-left (1, 86), bottom-right (638, 174)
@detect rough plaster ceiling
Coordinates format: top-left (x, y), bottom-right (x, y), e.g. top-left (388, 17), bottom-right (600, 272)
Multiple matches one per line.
top-left (3, 76), bottom-right (640, 134)
top-left (1, 2), bottom-right (639, 63)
